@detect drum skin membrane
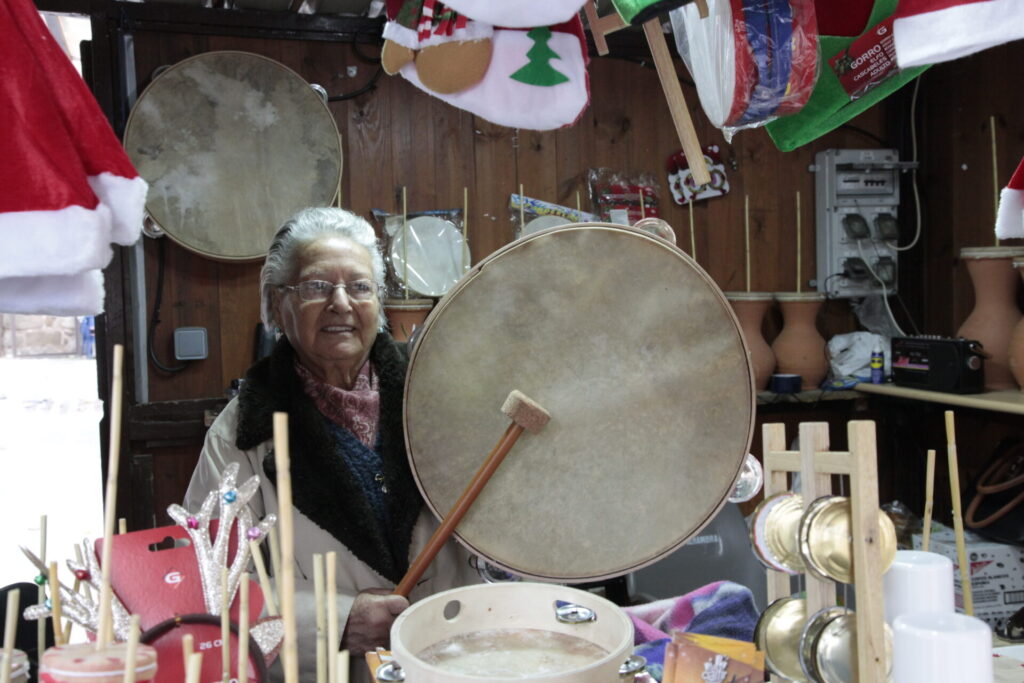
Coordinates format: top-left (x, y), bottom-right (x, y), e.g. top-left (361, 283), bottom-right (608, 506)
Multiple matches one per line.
top-left (405, 224), bottom-right (754, 582)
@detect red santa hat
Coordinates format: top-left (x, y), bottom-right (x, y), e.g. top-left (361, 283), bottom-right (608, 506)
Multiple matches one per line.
top-left (996, 156), bottom-right (1024, 240)
top-left (893, 0), bottom-right (1024, 68)
top-left (0, 0), bottom-right (147, 314)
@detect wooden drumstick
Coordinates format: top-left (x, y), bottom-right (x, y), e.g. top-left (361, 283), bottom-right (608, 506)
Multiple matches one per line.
top-left (922, 449), bottom-right (936, 551)
top-left (393, 390), bottom-right (551, 597)
top-left (945, 411), bottom-right (974, 615)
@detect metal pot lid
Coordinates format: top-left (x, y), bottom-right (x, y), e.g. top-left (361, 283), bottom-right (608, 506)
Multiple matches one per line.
top-left (799, 496), bottom-right (897, 584)
top-left (750, 492), bottom-right (804, 574)
top-left (812, 612), bottom-right (893, 683)
top-left (799, 606), bottom-right (849, 682)
top-left (754, 597), bottom-right (808, 682)
top-left (403, 224), bottom-right (754, 582)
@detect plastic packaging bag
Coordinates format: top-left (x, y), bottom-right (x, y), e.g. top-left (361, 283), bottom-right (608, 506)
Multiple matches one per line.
top-left (508, 194), bottom-right (599, 240)
top-left (587, 168), bottom-right (662, 226)
top-left (370, 208), bottom-right (467, 298)
top-left (669, 0), bottom-right (819, 140)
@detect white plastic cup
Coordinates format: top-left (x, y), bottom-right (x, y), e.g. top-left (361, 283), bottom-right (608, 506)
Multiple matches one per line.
top-left (892, 612), bottom-right (992, 683)
top-left (883, 550), bottom-right (955, 626)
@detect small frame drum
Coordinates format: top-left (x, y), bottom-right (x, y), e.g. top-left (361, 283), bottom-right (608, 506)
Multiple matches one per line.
top-left (404, 223), bottom-right (755, 582)
top-left (123, 51), bottom-right (342, 261)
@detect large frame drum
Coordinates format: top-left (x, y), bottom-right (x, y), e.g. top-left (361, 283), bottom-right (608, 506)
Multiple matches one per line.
top-left (403, 223), bottom-right (756, 583)
top-left (123, 51), bottom-right (342, 261)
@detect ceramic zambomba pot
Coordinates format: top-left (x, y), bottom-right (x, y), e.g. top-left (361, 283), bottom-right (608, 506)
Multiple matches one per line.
top-left (771, 292), bottom-right (828, 391)
top-left (957, 247), bottom-right (1024, 391)
top-left (726, 292), bottom-right (776, 391)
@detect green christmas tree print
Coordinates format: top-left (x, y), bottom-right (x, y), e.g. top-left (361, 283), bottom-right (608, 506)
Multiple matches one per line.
top-left (511, 27), bottom-right (569, 87)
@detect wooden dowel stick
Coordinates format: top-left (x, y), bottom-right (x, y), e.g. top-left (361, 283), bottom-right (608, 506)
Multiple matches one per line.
top-left (922, 449), bottom-right (936, 552)
top-left (118, 518), bottom-right (127, 535)
top-left (268, 527), bottom-right (282, 611)
top-left (991, 115), bottom-right (1000, 246)
top-left (395, 421), bottom-right (527, 597)
top-left (689, 198), bottom-right (697, 260)
top-left (744, 195), bottom-right (751, 292)
top-left (462, 187), bottom-right (469, 272)
top-left (796, 190), bottom-right (802, 292)
top-left (575, 191), bottom-right (581, 214)
top-left (327, 553), bottom-right (338, 683)
top-left (238, 575), bottom-right (250, 683)
top-left (519, 184), bottom-right (525, 230)
top-left (247, 540), bottom-right (278, 616)
top-left (945, 411), bottom-right (974, 615)
top-left (123, 614), bottom-right (140, 683)
top-left (273, 413), bottom-right (299, 683)
top-left (401, 187), bottom-right (408, 300)
top-left (98, 344), bottom-right (124, 650)
top-left (337, 650), bottom-right (350, 683)
top-left (182, 634), bottom-right (194, 677)
top-left (37, 515), bottom-right (46, 662)
top-left (2, 589), bottom-right (19, 683)
top-left (48, 562), bottom-right (64, 646)
top-left (185, 652), bottom-right (203, 683)
top-left (641, 18), bottom-right (711, 186)
top-left (221, 567), bottom-right (230, 683)
top-left (639, 189), bottom-right (646, 219)
top-left (314, 554), bottom-right (326, 683)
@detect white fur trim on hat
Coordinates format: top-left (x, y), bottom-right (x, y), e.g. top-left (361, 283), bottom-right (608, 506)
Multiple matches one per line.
top-left (87, 172), bottom-right (148, 245)
top-left (0, 203), bottom-right (114, 278)
top-left (0, 269), bottom-right (105, 315)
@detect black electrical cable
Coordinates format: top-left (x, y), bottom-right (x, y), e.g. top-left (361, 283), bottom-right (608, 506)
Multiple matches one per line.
top-left (892, 291), bottom-right (922, 336)
top-left (148, 238), bottom-right (187, 373)
top-left (327, 65), bottom-right (384, 102)
top-left (839, 123), bottom-right (889, 146)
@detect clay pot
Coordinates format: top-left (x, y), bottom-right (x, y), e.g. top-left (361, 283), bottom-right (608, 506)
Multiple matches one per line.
top-left (726, 292), bottom-right (776, 391)
top-left (385, 298), bottom-right (434, 342)
top-left (956, 247), bottom-right (1024, 391)
top-left (1009, 258), bottom-right (1024, 390)
top-left (771, 292), bottom-right (828, 391)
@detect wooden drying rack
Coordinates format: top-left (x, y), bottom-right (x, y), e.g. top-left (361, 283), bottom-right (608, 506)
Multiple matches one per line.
top-left (762, 421), bottom-right (889, 682)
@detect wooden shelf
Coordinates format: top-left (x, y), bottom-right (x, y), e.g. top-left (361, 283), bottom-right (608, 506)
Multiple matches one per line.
top-left (853, 382), bottom-right (1024, 415)
top-left (757, 389), bottom-right (861, 406)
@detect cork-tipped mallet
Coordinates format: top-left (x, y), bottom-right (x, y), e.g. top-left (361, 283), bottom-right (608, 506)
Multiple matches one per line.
top-left (393, 390), bottom-right (550, 597)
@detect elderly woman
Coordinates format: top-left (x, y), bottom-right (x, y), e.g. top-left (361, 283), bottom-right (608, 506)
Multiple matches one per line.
top-left (185, 207), bottom-right (479, 682)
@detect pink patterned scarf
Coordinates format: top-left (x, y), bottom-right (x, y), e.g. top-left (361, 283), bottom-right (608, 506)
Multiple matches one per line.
top-left (294, 360), bottom-right (379, 448)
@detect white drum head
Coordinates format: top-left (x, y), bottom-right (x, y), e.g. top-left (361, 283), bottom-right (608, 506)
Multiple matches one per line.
top-left (390, 216), bottom-right (471, 297)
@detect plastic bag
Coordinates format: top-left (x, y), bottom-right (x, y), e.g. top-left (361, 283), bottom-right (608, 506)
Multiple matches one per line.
top-left (508, 194), bottom-right (598, 240)
top-left (587, 168), bottom-right (662, 226)
top-left (370, 208), bottom-right (467, 299)
top-left (669, 0), bottom-right (819, 140)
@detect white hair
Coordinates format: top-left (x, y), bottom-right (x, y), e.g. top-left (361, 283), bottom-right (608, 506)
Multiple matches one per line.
top-left (259, 207), bottom-right (387, 330)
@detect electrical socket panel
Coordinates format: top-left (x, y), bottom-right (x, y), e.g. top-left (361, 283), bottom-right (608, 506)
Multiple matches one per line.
top-left (813, 149), bottom-right (901, 299)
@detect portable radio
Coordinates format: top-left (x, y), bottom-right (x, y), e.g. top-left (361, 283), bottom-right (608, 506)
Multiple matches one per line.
top-left (891, 336), bottom-right (985, 394)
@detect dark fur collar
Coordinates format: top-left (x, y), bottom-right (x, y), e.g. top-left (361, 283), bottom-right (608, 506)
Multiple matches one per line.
top-left (235, 334), bottom-right (421, 584)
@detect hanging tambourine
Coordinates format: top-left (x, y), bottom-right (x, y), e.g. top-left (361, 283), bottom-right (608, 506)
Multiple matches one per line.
top-left (669, 0), bottom-right (819, 137)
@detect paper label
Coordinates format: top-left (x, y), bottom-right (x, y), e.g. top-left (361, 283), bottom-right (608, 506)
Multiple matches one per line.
top-left (829, 17), bottom-right (900, 100)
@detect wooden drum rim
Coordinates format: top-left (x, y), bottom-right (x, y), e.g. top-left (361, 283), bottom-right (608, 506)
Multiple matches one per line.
top-left (123, 50), bottom-right (342, 262)
top-left (403, 223), bottom-right (755, 582)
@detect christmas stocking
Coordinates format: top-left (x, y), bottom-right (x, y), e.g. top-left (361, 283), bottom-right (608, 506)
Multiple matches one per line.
top-left (382, 0), bottom-right (494, 94)
top-left (396, 16), bottom-right (590, 130)
top-left (441, 0), bottom-right (588, 28)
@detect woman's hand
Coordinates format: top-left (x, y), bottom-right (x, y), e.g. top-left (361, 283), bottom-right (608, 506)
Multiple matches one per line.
top-left (341, 588), bottom-right (409, 655)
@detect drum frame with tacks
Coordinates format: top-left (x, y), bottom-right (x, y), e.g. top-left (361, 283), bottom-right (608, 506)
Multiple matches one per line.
top-left (123, 51), bottom-right (342, 262)
top-left (392, 223), bottom-right (756, 681)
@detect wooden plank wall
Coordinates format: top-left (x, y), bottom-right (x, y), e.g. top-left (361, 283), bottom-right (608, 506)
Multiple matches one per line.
top-left (126, 28), bottom-right (1024, 528)
top-left (139, 32), bottom-right (885, 406)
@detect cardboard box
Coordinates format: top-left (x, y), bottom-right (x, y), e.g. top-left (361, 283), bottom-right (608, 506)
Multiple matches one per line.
top-left (912, 525), bottom-right (1024, 630)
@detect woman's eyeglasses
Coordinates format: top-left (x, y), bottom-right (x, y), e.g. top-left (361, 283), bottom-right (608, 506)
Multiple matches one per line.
top-left (279, 279), bottom-right (379, 302)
